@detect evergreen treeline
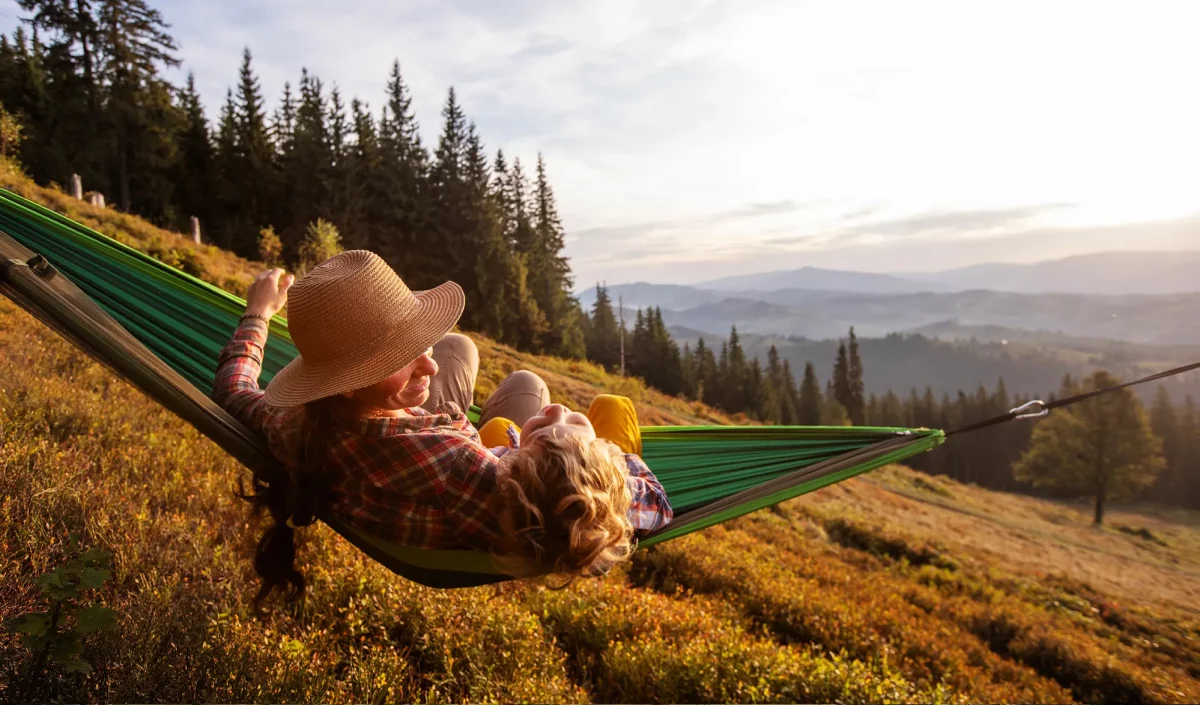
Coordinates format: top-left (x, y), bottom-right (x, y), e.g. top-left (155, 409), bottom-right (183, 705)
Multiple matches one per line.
top-left (0, 2), bottom-right (584, 358)
top-left (584, 289), bottom-right (1200, 510)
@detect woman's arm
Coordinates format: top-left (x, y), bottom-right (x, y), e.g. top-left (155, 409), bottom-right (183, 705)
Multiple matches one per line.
top-left (625, 454), bottom-right (673, 533)
top-left (212, 269), bottom-right (293, 436)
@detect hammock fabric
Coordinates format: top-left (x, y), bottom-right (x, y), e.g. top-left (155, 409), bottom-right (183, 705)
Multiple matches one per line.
top-left (0, 188), bottom-right (945, 588)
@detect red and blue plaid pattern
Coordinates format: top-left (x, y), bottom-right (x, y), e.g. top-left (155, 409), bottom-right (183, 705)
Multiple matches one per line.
top-left (214, 320), bottom-right (672, 551)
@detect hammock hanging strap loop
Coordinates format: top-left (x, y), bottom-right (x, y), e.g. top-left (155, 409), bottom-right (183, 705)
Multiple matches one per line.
top-left (1010, 400), bottom-right (1049, 420)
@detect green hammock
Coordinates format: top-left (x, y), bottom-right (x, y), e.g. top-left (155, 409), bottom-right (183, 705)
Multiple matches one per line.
top-left (0, 188), bottom-right (945, 588)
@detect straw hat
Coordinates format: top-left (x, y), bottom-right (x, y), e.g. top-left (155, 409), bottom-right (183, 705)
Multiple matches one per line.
top-left (263, 250), bottom-right (465, 407)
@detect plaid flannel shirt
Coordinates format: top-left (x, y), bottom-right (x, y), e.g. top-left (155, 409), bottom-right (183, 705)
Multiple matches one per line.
top-left (213, 318), bottom-right (673, 551)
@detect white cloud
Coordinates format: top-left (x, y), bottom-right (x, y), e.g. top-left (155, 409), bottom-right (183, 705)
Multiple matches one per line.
top-left (2, 0), bottom-right (1199, 287)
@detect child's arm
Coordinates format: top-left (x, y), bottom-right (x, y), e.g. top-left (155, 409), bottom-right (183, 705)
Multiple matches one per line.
top-left (586, 394), bottom-right (672, 531)
top-left (625, 454), bottom-right (673, 533)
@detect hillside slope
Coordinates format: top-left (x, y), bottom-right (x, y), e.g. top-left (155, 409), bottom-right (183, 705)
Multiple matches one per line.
top-left (2, 174), bottom-right (1199, 703)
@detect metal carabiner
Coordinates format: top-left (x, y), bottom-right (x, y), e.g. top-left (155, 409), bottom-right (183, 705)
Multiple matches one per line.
top-left (1009, 400), bottom-right (1048, 420)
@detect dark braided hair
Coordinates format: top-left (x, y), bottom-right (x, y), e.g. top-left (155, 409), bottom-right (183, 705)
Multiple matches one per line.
top-left (238, 396), bottom-right (343, 609)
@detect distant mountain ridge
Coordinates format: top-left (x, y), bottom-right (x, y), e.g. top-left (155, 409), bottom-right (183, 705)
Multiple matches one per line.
top-left (908, 250), bottom-right (1200, 295)
top-left (696, 267), bottom-right (942, 294)
top-left (576, 249), bottom-right (1200, 345)
top-left (585, 286), bottom-right (1200, 345)
top-left (685, 250), bottom-right (1200, 295)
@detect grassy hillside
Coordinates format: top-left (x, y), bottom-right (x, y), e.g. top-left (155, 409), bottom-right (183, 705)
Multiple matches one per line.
top-left (2, 172), bottom-right (1200, 703)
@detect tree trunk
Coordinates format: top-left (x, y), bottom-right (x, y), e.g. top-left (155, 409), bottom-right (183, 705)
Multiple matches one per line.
top-left (1093, 487), bottom-right (1106, 525)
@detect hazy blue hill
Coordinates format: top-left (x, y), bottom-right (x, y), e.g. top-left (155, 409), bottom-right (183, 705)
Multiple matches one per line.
top-left (593, 285), bottom-right (1200, 345)
top-left (913, 250), bottom-right (1200, 294)
top-left (695, 266), bottom-right (940, 293)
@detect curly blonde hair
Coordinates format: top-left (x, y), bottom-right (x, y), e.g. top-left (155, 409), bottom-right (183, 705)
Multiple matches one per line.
top-left (489, 434), bottom-right (635, 584)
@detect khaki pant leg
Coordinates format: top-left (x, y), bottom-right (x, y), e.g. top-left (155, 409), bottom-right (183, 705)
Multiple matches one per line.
top-left (422, 333), bottom-right (479, 413)
top-left (479, 370), bottom-right (551, 428)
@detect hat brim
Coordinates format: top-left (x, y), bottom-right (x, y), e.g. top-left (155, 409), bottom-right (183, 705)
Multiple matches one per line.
top-left (263, 280), bottom-right (466, 408)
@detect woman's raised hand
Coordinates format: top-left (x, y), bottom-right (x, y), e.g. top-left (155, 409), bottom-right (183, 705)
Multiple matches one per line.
top-left (245, 268), bottom-right (295, 319)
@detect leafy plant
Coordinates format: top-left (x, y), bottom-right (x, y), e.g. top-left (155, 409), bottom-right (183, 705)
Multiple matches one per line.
top-left (0, 101), bottom-right (22, 157)
top-left (257, 225), bottom-right (283, 267)
top-left (296, 218), bottom-right (343, 275)
top-left (4, 534), bottom-right (119, 694)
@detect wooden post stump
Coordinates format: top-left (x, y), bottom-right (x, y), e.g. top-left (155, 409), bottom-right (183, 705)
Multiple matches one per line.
top-left (70, 174), bottom-right (83, 200)
top-left (190, 216), bottom-right (201, 244)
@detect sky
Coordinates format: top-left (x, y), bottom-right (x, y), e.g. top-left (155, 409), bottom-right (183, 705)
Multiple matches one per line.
top-left (2, 0), bottom-right (1199, 286)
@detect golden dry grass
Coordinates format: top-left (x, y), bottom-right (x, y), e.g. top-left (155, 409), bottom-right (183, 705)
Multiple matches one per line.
top-left (2, 169), bottom-right (1199, 703)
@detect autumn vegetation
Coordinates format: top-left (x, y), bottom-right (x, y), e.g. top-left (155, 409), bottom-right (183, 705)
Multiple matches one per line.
top-left (2, 175), bottom-right (1199, 701)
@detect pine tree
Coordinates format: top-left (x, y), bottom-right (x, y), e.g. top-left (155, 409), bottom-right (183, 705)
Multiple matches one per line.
top-left (846, 327), bottom-right (865, 424)
top-left (377, 61), bottom-right (429, 280)
top-left (226, 47), bottom-right (275, 257)
top-left (1014, 370), bottom-right (1165, 525)
top-left (680, 342), bottom-right (696, 400)
top-left (530, 153), bottom-right (584, 359)
top-left (880, 391), bottom-right (904, 427)
top-left (460, 119), bottom-right (530, 341)
top-left (211, 89), bottom-right (240, 250)
top-left (832, 340), bottom-right (851, 422)
top-left (277, 68), bottom-right (332, 258)
top-left (324, 85), bottom-right (354, 241)
top-left (343, 97), bottom-right (384, 253)
top-left (487, 149), bottom-right (546, 350)
top-left (798, 361), bottom-right (822, 425)
top-left (14, 2), bottom-right (102, 191)
top-left (586, 284), bottom-right (621, 371)
top-left (426, 87), bottom-right (473, 293)
top-left (695, 338), bottom-right (718, 407)
top-left (272, 81), bottom-right (297, 151)
top-left (726, 326), bottom-right (747, 412)
top-left (173, 72), bottom-right (211, 232)
top-left (746, 359), bottom-right (765, 419)
top-left (97, 0), bottom-right (182, 218)
top-left (779, 358), bottom-right (799, 425)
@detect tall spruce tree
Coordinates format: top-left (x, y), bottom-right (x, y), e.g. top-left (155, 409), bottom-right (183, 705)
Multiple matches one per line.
top-left (695, 338), bottom-right (718, 407)
top-left (488, 148), bottom-right (546, 350)
top-left (798, 361), bottom-right (822, 425)
top-left (530, 153), bottom-right (585, 359)
top-left (173, 72), bottom-right (211, 231)
top-left (225, 47), bottom-right (275, 257)
top-left (779, 358), bottom-right (799, 425)
top-left (342, 98), bottom-right (384, 252)
top-left (726, 326), bottom-right (747, 412)
top-left (832, 341), bottom-right (851, 420)
top-left (428, 87), bottom-right (477, 299)
top-left (275, 68), bottom-right (332, 257)
top-left (846, 327), bottom-right (865, 424)
top-left (587, 284), bottom-right (621, 371)
top-left (377, 60), bottom-right (429, 279)
top-left (14, 1), bottom-right (102, 189)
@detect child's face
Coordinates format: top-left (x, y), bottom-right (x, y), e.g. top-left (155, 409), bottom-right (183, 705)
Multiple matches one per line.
top-left (521, 403), bottom-right (597, 447)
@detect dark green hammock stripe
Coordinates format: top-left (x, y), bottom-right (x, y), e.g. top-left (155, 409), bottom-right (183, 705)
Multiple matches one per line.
top-left (0, 187), bottom-right (945, 582)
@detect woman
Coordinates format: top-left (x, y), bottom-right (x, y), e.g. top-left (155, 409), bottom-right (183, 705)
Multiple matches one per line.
top-left (213, 250), bottom-right (672, 603)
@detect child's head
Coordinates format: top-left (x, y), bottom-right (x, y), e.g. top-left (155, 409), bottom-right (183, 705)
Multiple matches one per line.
top-left (490, 405), bottom-right (636, 582)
